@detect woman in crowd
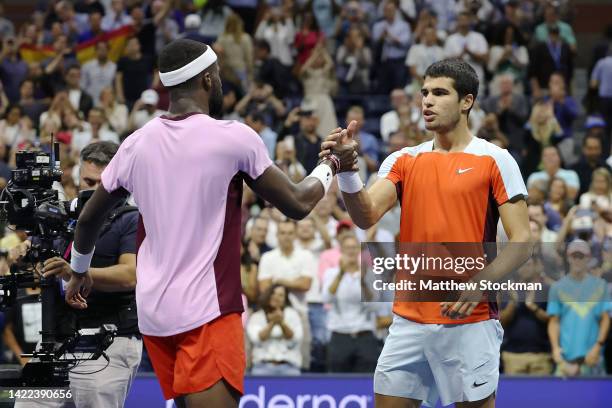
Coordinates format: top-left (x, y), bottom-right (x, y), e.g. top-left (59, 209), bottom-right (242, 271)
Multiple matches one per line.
top-left (523, 100), bottom-right (564, 176)
top-left (98, 86), bottom-right (128, 136)
top-left (274, 138), bottom-right (306, 183)
top-left (216, 13), bottom-right (254, 91)
top-left (0, 104), bottom-right (34, 152)
top-left (322, 234), bottom-right (380, 372)
top-left (546, 178), bottom-right (573, 227)
top-left (294, 11), bottom-right (324, 69)
top-left (39, 91), bottom-right (71, 131)
top-left (579, 168), bottom-right (612, 212)
top-left (299, 43), bottom-right (338, 137)
top-left (247, 284), bottom-right (304, 375)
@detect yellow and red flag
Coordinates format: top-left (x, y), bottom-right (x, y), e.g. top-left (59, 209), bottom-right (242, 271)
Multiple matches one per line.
top-left (19, 25), bottom-right (134, 65)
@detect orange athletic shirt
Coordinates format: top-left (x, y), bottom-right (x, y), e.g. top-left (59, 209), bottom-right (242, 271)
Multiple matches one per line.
top-left (378, 137), bottom-right (527, 324)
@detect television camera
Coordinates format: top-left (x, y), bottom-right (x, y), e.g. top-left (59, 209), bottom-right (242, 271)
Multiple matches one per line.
top-left (0, 142), bottom-right (116, 388)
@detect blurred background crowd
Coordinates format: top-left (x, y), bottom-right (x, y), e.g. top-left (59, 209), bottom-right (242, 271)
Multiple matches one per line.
top-left (0, 0), bottom-right (609, 380)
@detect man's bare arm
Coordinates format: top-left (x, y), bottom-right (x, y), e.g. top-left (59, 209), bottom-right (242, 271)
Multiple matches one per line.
top-left (467, 199), bottom-right (533, 284)
top-left (341, 178), bottom-right (398, 229)
top-left (486, 199), bottom-right (533, 277)
top-left (245, 138), bottom-right (356, 221)
top-left (441, 198), bottom-right (533, 319)
top-left (244, 166), bottom-right (325, 220)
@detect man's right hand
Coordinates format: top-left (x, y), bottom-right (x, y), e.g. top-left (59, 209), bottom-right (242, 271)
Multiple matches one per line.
top-left (320, 121), bottom-right (360, 173)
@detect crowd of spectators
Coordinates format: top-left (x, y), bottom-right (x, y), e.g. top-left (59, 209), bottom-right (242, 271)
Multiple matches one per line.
top-left (0, 0), bottom-right (610, 379)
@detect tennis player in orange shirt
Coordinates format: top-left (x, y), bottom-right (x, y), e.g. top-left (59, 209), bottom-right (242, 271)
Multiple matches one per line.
top-left (321, 58), bottom-right (533, 408)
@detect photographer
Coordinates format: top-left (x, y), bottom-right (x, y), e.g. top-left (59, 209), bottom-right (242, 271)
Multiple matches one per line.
top-left (17, 141), bottom-right (141, 408)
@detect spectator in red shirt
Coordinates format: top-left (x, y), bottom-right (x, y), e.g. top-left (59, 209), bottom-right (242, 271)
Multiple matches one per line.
top-left (294, 12), bottom-right (324, 68)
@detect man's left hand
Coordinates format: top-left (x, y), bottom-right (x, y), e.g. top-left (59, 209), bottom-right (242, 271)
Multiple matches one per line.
top-left (65, 271), bottom-right (93, 310)
top-left (440, 286), bottom-right (484, 319)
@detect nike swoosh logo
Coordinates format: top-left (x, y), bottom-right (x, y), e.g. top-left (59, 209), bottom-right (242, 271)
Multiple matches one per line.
top-left (456, 168), bottom-right (474, 174)
top-left (472, 381), bottom-right (488, 388)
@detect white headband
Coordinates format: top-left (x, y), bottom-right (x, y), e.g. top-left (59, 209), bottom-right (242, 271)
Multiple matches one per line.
top-left (159, 47), bottom-right (218, 87)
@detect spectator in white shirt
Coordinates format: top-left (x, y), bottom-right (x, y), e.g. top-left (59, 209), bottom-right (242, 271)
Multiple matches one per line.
top-left (443, 11), bottom-right (489, 95)
top-left (380, 88), bottom-right (410, 142)
top-left (258, 219), bottom-right (316, 369)
top-left (295, 217), bottom-right (332, 255)
top-left (258, 220), bottom-right (315, 313)
top-left (128, 89), bottom-right (165, 131)
top-left (372, 0), bottom-right (412, 93)
top-left (405, 26), bottom-right (444, 86)
top-left (255, 7), bottom-right (295, 67)
top-left (198, 0), bottom-right (233, 43)
top-left (295, 216), bottom-right (333, 371)
top-left (423, 0), bottom-right (457, 33)
top-left (527, 146), bottom-right (580, 200)
top-left (71, 107), bottom-right (119, 153)
top-left (312, 193), bottom-right (341, 241)
top-left (247, 284), bottom-right (304, 375)
top-left (98, 87), bottom-right (128, 135)
top-left (322, 234), bottom-right (381, 372)
top-left (81, 41), bottom-right (117, 104)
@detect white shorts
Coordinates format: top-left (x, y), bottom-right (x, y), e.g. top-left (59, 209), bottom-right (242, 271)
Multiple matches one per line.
top-left (374, 315), bottom-right (503, 407)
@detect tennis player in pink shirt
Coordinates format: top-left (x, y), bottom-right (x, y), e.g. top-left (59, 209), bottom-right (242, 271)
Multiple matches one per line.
top-left (62, 39), bottom-right (358, 408)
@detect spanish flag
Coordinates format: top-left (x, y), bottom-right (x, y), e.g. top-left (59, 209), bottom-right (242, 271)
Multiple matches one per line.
top-left (19, 25), bottom-right (134, 65)
top-left (18, 43), bottom-right (55, 63)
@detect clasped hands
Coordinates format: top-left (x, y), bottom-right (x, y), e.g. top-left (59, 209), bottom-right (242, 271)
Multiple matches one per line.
top-left (319, 120), bottom-right (360, 173)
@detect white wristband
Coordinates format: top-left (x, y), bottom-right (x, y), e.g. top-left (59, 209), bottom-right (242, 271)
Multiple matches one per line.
top-left (306, 163), bottom-right (334, 194)
top-left (70, 246), bottom-right (95, 274)
top-left (337, 171), bottom-right (363, 193)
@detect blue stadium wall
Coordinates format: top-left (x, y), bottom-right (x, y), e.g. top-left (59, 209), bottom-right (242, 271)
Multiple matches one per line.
top-left (126, 374), bottom-right (612, 408)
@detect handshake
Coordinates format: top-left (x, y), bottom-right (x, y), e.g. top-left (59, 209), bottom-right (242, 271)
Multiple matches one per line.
top-left (318, 120), bottom-right (361, 174)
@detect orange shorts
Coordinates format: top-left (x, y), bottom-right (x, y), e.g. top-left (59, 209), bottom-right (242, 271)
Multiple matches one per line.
top-left (143, 313), bottom-right (245, 400)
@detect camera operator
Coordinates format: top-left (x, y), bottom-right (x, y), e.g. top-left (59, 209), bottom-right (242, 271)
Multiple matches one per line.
top-left (16, 141), bottom-right (141, 408)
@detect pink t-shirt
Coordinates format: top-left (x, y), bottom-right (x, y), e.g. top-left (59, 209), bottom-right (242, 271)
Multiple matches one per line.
top-left (101, 113), bottom-right (272, 336)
